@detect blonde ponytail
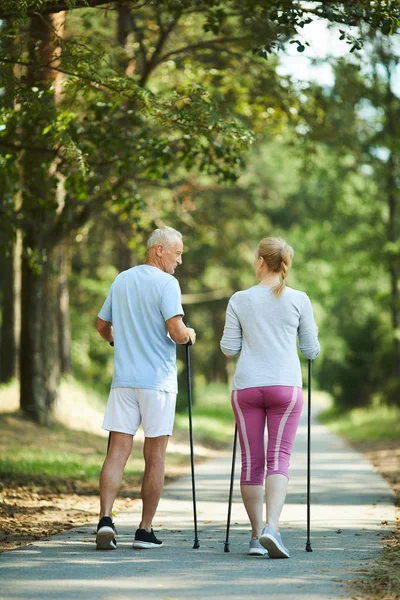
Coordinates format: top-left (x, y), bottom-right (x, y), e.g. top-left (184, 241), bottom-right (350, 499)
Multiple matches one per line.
top-left (257, 237), bottom-right (294, 298)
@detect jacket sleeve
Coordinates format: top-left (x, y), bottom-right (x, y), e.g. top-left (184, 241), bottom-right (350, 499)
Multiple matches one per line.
top-left (220, 298), bottom-right (242, 357)
top-left (298, 293), bottom-right (320, 360)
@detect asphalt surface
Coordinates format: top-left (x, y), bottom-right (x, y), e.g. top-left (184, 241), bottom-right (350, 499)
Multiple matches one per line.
top-left (0, 402), bottom-right (395, 600)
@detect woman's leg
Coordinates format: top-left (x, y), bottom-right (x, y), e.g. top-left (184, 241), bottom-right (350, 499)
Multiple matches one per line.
top-left (265, 474), bottom-right (288, 532)
top-left (240, 485), bottom-right (264, 538)
top-left (232, 388), bottom-right (266, 537)
top-left (265, 386), bottom-right (303, 531)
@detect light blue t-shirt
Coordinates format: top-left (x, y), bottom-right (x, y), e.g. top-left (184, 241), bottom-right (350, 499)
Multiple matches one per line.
top-left (98, 265), bottom-right (184, 393)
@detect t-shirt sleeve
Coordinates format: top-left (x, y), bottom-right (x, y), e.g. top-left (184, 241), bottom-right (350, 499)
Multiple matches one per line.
top-left (220, 297), bottom-right (242, 357)
top-left (298, 293), bottom-right (320, 359)
top-left (98, 283), bottom-right (114, 323)
top-left (161, 277), bottom-right (184, 321)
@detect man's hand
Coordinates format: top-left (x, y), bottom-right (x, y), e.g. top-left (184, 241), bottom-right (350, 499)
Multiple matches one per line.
top-left (187, 327), bottom-right (196, 346)
top-left (96, 317), bottom-right (114, 344)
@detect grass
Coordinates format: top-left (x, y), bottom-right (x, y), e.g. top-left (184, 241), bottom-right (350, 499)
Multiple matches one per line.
top-left (351, 531), bottom-right (400, 600)
top-left (319, 402), bottom-right (400, 442)
top-left (0, 379), bottom-right (233, 491)
top-left (0, 379), bottom-right (234, 551)
top-left (0, 413), bottom-right (143, 492)
top-left (175, 382), bottom-right (234, 447)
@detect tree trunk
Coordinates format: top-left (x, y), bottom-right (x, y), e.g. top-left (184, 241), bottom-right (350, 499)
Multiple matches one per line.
top-left (115, 230), bottom-right (132, 272)
top-left (19, 12), bottom-right (65, 422)
top-left (20, 243), bottom-right (60, 423)
top-left (0, 20), bottom-right (18, 383)
top-left (113, 6), bottom-right (136, 273)
top-left (384, 59), bottom-right (400, 377)
top-left (0, 249), bottom-right (17, 382)
top-left (117, 4), bottom-right (136, 76)
top-left (58, 240), bottom-right (71, 374)
top-left (387, 151), bottom-right (400, 376)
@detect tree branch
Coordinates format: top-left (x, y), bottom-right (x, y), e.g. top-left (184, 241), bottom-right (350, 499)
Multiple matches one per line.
top-left (0, 140), bottom-right (58, 155)
top-left (48, 177), bottom-right (127, 243)
top-left (154, 35), bottom-right (250, 65)
top-left (0, 0), bottom-right (152, 19)
top-left (139, 12), bottom-right (180, 86)
top-left (0, 57), bottom-right (143, 99)
top-left (130, 12), bottom-right (149, 78)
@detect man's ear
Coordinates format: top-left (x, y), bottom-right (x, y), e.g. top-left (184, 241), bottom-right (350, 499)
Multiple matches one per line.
top-left (156, 244), bottom-right (164, 257)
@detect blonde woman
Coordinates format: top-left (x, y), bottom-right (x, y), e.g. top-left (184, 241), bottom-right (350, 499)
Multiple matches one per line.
top-left (220, 237), bottom-right (320, 558)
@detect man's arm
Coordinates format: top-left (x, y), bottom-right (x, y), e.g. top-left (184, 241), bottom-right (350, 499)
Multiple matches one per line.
top-left (96, 317), bottom-right (114, 344)
top-left (166, 315), bottom-right (196, 345)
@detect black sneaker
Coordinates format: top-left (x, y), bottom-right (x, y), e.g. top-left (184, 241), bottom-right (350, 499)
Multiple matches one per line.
top-left (132, 528), bottom-right (163, 549)
top-left (96, 516), bottom-right (117, 550)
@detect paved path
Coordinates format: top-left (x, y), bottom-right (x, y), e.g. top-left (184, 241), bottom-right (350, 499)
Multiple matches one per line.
top-left (0, 405), bottom-right (395, 600)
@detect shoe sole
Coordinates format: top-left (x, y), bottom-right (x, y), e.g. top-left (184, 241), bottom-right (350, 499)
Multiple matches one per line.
top-left (96, 526), bottom-right (116, 550)
top-left (259, 534), bottom-right (290, 558)
top-left (132, 541), bottom-right (163, 549)
top-left (248, 548), bottom-right (268, 556)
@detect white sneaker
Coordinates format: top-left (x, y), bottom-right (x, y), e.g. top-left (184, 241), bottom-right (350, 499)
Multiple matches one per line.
top-left (260, 525), bottom-right (290, 558)
top-left (248, 537), bottom-right (268, 556)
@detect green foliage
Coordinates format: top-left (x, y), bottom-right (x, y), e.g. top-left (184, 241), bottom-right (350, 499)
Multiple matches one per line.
top-left (1, 2), bottom-right (400, 418)
top-left (69, 225), bottom-right (117, 393)
top-left (175, 382), bottom-right (234, 446)
top-left (319, 401), bottom-right (400, 442)
top-left (0, 380), bottom-right (235, 493)
top-left (0, 450), bottom-right (106, 481)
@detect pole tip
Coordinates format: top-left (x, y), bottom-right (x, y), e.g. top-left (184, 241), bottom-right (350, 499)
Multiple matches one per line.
top-left (305, 541), bottom-right (313, 552)
top-left (224, 543), bottom-right (230, 553)
top-left (193, 541), bottom-right (200, 549)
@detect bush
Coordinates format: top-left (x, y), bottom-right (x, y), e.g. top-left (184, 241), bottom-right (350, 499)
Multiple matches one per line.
top-left (318, 315), bottom-right (399, 410)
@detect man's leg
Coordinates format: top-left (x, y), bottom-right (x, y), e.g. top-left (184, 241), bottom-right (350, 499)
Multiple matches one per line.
top-left (99, 431), bottom-right (133, 518)
top-left (139, 435), bottom-right (169, 532)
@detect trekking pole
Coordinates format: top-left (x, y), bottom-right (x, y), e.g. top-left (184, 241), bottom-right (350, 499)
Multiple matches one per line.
top-left (185, 323), bottom-right (200, 549)
top-left (306, 359), bottom-right (313, 552)
top-left (224, 424), bottom-right (238, 552)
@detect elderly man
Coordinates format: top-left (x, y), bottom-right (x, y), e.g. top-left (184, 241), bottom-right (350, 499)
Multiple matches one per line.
top-left (95, 226), bottom-right (196, 550)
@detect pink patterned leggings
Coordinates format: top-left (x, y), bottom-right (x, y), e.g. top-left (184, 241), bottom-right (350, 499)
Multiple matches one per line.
top-left (232, 386), bottom-right (303, 484)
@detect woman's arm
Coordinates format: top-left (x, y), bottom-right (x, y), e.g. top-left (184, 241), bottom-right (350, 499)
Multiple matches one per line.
top-left (220, 299), bottom-right (242, 357)
top-left (298, 294), bottom-right (320, 359)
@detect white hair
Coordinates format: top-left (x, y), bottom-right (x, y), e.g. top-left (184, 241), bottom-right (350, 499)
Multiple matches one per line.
top-left (147, 226), bottom-right (182, 250)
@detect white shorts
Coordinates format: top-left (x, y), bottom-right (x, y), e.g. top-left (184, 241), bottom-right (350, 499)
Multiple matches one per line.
top-left (102, 387), bottom-right (177, 437)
